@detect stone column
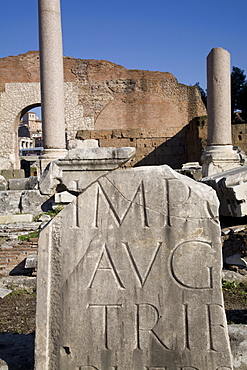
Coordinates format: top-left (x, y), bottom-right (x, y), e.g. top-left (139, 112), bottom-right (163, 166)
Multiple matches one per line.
top-left (38, 0), bottom-right (67, 169)
top-left (201, 47), bottom-right (241, 177)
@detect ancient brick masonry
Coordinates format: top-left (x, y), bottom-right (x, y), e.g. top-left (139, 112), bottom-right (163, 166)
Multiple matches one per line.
top-left (0, 51), bottom-right (206, 170)
top-left (0, 239), bottom-right (37, 276)
top-left (77, 127), bottom-right (188, 169)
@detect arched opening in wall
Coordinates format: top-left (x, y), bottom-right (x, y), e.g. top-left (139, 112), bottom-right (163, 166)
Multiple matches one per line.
top-left (19, 104), bottom-right (43, 177)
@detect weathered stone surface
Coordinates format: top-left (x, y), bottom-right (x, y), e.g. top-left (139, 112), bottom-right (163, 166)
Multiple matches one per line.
top-left (228, 325), bottom-right (247, 370)
top-left (35, 165), bottom-right (232, 369)
top-left (0, 214), bottom-right (33, 224)
top-left (20, 190), bottom-right (53, 215)
top-left (39, 161), bottom-right (63, 195)
top-left (37, 214), bottom-right (51, 223)
top-left (68, 139), bottom-right (99, 149)
top-left (25, 255), bottom-right (37, 269)
top-left (0, 169), bottom-right (25, 180)
top-left (200, 165), bottom-right (247, 217)
top-left (8, 176), bottom-right (38, 190)
top-left (222, 269), bottom-right (247, 283)
top-left (0, 359), bottom-right (8, 370)
top-left (54, 191), bottom-right (76, 204)
top-left (0, 175), bottom-right (7, 191)
top-left (0, 287), bottom-right (12, 298)
top-left (39, 147), bottom-right (136, 195)
top-left (0, 190), bottom-right (23, 215)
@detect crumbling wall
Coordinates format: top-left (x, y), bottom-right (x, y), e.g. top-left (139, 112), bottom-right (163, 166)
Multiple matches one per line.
top-left (77, 127), bottom-right (188, 169)
top-left (0, 51), bottom-right (206, 169)
top-left (186, 118), bottom-right (247, 164)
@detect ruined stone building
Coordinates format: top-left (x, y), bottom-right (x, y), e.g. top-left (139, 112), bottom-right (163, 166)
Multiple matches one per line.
top-left (19, 111), bottom-right (43, 150)
top-left (0, 50), bottom-right (207, 170)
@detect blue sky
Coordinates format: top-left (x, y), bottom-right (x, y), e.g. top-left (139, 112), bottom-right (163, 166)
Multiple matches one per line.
top-left (1, 0), bottom-right (247, 93)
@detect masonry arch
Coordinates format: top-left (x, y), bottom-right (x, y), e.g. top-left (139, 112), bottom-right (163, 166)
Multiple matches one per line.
top-left (0, 81), bottom-right (84, 169)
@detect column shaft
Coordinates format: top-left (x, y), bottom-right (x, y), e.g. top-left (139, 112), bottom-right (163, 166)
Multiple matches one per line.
top-left (207, 47), bottom-right (232, 145)
top-left (38, 0), bottom-right (66, 150)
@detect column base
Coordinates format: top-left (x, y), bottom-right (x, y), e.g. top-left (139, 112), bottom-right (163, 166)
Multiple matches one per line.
top-left (201, 145), bottom-right (242, 177)
top-left (39, 148), bottom-right (68, 174)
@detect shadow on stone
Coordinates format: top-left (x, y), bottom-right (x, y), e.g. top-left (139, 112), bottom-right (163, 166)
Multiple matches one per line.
top-left (134, 126), bottom-right (188, 169)
top-left (0, 332), bottom-right (34, 370)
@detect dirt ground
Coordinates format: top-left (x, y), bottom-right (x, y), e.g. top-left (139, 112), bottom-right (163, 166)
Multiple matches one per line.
top-left (0, 282), bottom-right (246, 336)
top-left (0, 281), bottom-right (246, 369)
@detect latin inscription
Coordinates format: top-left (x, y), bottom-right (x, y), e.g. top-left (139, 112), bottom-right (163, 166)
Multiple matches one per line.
top-left (90, 178), bottom-right (192, 230)
top-left (63, 169), bottom-right (232, 370)
top-left (87, 242), bottom-right (162, 289)
top-left (86, 302), bottom-right (227, 353)
top-left (87, 241), bottom-right (215, 290)
top-left (95, 180), bottom-right (149, 228)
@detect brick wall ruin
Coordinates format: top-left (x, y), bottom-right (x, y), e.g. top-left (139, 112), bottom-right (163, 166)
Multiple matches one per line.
top-left (0, 51), bottom-right (206, 169)
top-left (186, 117), bottom-right (247, 163)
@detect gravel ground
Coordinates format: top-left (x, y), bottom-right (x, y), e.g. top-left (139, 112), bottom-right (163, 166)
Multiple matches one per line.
top-left (0, 278), bottom-right (246, 370)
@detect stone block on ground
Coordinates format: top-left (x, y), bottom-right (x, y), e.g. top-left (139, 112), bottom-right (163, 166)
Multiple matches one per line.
top-left (20, 190), bottom-right (53, 215)
top-left (0, 214), bottom-right (33, 224)
top-left (0, 287), bottom-right (12, 298)
top-left (8, 176), bottom-right (38, 191)
top-left (54, 191), bottom-right (76, 204)
top-left (36, 164), bottom-right (232, 369)
top-left (0, 190), bottom-right (23, 215)
top-left (0, 169), bottom-right (25, 180)
top-left (0, 176), bottom-right (7, 191)
top-left (25, 255), bottom-right (37, 269)
top-left (228, 325), bottom-right (247, 370)
top-left (39, 147), bottom-right (136, 195)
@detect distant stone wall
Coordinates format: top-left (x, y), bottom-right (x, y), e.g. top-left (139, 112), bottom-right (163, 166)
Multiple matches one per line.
top-left (232, 123), bottom-right (247, 154)
top-left (186, 117), bottom-right (208, 163)
top-left (77, 126), bottom-right (188, 169)
top-left (186, 118), bottom-right (247, 163)
top-left (0, 51), bottom-right (206, 169)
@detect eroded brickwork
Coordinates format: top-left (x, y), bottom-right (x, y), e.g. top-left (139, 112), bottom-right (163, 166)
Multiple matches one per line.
top-left (186, 118), bottom-right (247, 163)
top-left (0, 51), bottom-right (206, 169)
top-left (77, 127), bottom-right (188, 169)
top-left (0, 239), bottom-right (37, 276)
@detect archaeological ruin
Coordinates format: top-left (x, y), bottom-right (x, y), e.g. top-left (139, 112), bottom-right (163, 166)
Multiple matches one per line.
top-left (1, 0), bottom-right (247, 369)
top-left (0, 49), bottom-right (206, 170)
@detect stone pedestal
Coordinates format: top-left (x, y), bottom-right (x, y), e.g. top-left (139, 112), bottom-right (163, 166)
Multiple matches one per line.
top-left (38, 0), bottom-right (67, 169)
top-left (202, 47), bottom-right (242, 177)
top-left (39, 148), bottom-right (68, 173)
top-left (201, 144), bottom-right (241, 177)
top-left (39, 147), bottom-right (136, 195)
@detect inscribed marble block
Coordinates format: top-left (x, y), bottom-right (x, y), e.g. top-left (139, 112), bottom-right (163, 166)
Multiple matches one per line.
top-left (35, 165), bottom-right (232, 370)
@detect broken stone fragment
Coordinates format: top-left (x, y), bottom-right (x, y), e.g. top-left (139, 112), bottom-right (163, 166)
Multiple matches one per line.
top-left (200, 165), bottom-right (247, 217)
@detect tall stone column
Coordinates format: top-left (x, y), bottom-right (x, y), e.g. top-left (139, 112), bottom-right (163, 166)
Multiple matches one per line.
top-left (38, 0), bottom-right (67, 170)
top-left (201, 47), bottom-right (241, 177)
